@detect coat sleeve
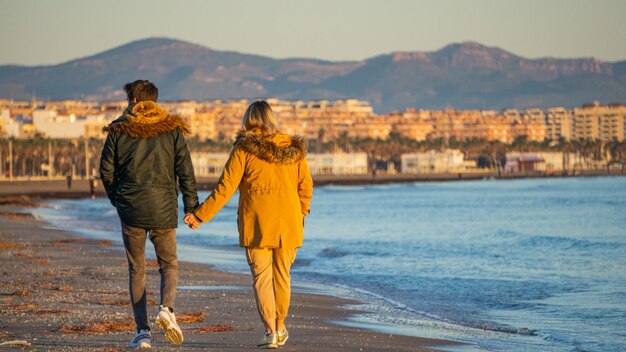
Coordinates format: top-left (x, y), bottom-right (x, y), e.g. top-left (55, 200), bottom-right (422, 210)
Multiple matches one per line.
top-left (174, 129), bottom-right (199, 214)
top-left (194, 147), bottom-right (245, 223)
top-left (99, 132), bottom-right (117, 207)
top-left (298, 157), bottom-right (313, 215)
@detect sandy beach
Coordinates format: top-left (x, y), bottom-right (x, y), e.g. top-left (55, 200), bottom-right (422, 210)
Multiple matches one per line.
top-left (0, 198), bottom-right (457, 351)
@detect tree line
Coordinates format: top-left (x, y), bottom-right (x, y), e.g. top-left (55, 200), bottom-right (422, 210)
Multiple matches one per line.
top-left (1, 134), bottom-right (625, 179)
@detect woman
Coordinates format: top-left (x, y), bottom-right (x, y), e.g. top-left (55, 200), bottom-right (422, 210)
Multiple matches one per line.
top-left (185, 101), bottom-right (313, 349)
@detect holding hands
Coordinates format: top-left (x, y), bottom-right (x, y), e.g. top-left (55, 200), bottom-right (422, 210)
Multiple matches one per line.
top-left (184, 213), bottom-right (202, 229)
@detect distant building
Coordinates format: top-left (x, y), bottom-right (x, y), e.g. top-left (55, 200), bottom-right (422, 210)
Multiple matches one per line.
top-left (1, 109), bottom-right (35, 138)
top-left (191, 152), bottom-right (230, 177)
top-left (545, 107), bottom-right (573, 141)
top-left (84, 119), bottom-right (112, 139)
top-left (2, 99), bottom-right (624, 144)
top-left (401, 149), bottom-right (465, 173)
top-left (191, 152), bottom-right (369, 176)
top-left (572, 102), bottom-right (626, 141)
top-left (33, 110), bottom-right (109, 139)
top-left (505, 152), bottom-right (574, 172)
top-left (504, 153), bottom-right (545, 172)
top-left (306, 153), bottom-right (368, 175)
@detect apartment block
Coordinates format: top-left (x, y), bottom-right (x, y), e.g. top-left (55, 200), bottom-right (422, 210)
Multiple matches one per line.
top-left (572, 103), bottom-right (626, 141)
top-left (1, 99), bottom-right (624, 144)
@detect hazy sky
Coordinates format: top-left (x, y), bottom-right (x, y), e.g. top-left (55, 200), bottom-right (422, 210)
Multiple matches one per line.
top-left (1, 0), bottom-right (625, 66)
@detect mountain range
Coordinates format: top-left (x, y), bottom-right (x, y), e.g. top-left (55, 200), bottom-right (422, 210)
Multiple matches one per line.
top-left (1, 37), bottom-right (625, 113)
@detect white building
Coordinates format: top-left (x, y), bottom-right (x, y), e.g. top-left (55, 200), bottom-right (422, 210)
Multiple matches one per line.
top-left (1, 109), bottom-right (17, 137)
top-left (1, 109), bottom-right (34, 138)
top-left (505, 152), bottom-right (574, 172)
top-left (306, 153), bottom-right (368, 175)
top-left (401, 149), bottom-right (465, 173)
top-left (191, 152), bottom-right (230, 177)
top-left (33, 110), bottom-right (107, 139)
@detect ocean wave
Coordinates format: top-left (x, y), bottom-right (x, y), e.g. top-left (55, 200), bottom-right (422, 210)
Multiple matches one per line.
top-left (319, 247), bottom-right (350, 258)
top-left (318, 185), bottom-right (368, 192)
top-left (517, 235), bottom-right (623, 251)
top-left (315, 245), bottom-right (388, 259)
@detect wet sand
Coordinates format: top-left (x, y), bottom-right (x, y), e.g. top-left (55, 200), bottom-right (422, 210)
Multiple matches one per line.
top-left (0, 200), bottom-right (458, 351)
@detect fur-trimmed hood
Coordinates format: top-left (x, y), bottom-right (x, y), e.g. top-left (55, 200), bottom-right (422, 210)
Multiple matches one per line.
top-left (234, 128), bottom-right (307, 164)
top-left (102, 101), bottom-right (190, 138)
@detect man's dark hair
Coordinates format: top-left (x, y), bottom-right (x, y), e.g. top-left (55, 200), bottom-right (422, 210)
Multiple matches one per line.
top-left (123, 80), bottom-right (158, 103)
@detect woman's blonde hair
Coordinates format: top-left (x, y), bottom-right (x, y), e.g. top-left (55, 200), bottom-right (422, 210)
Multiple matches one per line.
top-left (241, 100), bottom-right (278, 133)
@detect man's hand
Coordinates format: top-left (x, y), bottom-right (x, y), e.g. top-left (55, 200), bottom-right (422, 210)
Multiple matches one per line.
top-left (184, 213), bottom-right (201, 229)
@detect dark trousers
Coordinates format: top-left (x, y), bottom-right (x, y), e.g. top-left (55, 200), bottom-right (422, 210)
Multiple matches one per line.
top-left (121, 223), bottom-right (178, 331)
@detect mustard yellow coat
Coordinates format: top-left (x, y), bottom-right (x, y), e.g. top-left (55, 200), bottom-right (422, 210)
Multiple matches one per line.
top-left (194, 129), bottom-right (313, 248)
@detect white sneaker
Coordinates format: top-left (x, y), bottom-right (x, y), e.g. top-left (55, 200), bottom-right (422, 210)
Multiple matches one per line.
top-left (129, 329), bottom-right (151, 349)
top-left (277, 329), bottom-right (289, 346)
top-left (155, 305), bottom-right (184, 345)
top-left (257, 332), bottom-right (278, 349)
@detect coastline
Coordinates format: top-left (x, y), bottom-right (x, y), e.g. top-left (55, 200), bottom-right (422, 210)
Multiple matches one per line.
top-left (0, 199), bottom-right (459, 351)
top-left (0, 169), bottom-right (624, 198)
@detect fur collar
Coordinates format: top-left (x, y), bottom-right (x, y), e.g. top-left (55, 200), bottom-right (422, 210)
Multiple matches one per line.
top-left (102, 102), bottom-right (191, 138)
top-left (235, 129), bottom-right (307, 164)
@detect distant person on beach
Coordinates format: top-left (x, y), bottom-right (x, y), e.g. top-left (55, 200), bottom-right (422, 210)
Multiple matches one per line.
top-left (99, 80), bottom-right (199, 349)
top-left (66, 174), bottom-right (72, 189)
top-left (88, 177), bottom-right (97, 199)
top-left (184, 101), bottom-right (313, 349)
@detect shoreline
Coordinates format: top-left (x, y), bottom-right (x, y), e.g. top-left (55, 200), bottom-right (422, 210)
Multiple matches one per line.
top-left (0, 169), bottom-right (624, 198)
top-left (0, 200), bottom-right (460, 351)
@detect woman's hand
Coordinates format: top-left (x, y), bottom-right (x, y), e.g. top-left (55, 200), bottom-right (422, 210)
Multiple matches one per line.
top-left (184, 213), bottom-right (202, 229)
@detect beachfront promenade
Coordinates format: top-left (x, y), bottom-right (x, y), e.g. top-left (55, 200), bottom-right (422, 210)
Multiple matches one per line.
top-left (0, 170), bottom-right (623, 198)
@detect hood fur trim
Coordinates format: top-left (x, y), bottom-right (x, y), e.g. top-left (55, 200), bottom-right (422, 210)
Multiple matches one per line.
top-left (235, 129), bottom-right (307, 164)
top-left (126, 101), bottom-right (168, 125)
top-left (103, 114), bottom-right (191, 138)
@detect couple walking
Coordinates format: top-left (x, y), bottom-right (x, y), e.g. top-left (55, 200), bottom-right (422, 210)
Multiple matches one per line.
top-left (99, 80), bottom-right (313, 349)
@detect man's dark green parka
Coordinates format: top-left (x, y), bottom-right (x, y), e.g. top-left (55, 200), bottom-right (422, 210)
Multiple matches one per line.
top-left (99, 101), bottom-right (199, 228)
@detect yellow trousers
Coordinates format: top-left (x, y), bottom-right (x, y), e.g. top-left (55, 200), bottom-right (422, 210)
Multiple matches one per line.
top-left (245, 247), bottom-right (297, 325)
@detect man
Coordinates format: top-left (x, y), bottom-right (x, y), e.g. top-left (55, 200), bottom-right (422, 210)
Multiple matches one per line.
top-left (100, 80), bottom-right (198, 349)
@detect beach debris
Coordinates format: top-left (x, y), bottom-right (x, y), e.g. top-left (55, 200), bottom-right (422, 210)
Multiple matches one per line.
top-left (177, 311), bottom-right (206, 323)
top-left (96, 297), bottom-right (156, 306)
top-left (58, 319), bottom-right (135, 333)
top-left (50, 238), bottom-right (86, 247)
top-left (13, 302), bottom-right (38, 310)
top-left (55, 285), bottom-right (74, 292)
top-left (193, 324), bottom-right (234, 333)
top-left (97, 239), bottom-right (113, 246)
top-left (13, 251), bottom-right (37, 258)
top-left (12, 288), bottom-right (31, 296)
top-left (0, 198), bottom-right (36, 208)
top-left (0, 242), bottom-right (23, 249)
top-left (31, 309), bottom-right (71, 315)
top-left (0, 340), bottom-right (31, 347)
top-left (0, 211), bottom-right (36, 220)
top-left (0, 296), bottom-right (15, 303)
top-left (62, 238), bottom-right (86, 244)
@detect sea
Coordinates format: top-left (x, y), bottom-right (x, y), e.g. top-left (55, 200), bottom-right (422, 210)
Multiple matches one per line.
top-left (33, 176), bottom-right (626, 352)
